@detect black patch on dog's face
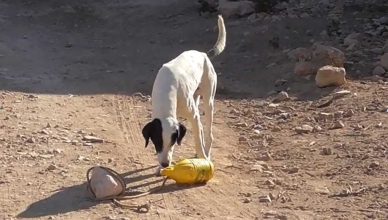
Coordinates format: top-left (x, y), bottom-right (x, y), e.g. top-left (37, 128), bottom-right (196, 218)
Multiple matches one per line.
top-left (142, 119), bottom-right (163, 153)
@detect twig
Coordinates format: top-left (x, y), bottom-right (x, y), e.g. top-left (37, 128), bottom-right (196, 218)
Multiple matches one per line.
top-left (329, 187), bottom-right (368, 198)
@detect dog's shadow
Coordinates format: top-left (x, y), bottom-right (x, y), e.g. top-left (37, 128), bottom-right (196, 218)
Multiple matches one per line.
top-left (17, 165), bottom-right (202, 218)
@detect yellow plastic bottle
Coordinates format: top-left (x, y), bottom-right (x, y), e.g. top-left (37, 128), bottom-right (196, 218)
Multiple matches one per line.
top-left (160, 158), bottom-right (214, 185)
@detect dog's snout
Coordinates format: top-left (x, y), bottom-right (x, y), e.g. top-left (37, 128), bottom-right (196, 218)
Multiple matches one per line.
top-left (161, 162), bottom-right (169, 168)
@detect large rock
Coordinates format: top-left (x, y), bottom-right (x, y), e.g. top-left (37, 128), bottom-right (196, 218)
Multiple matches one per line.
top-left (312, 43), bottom-right (346, 67)
top-left (343, 33), bottom-right (359, 50)
top-left (290, 44), bottom-right (346, 78)
top-left (315, 65), bottom-right (346, 88)
top-left (383, 40), bottom-right (388, 53)
top-left (218, 0), bottom-right (255, 18)
top-left (380, 53), bottom-right (388, 70)
top-left (287, 47), bottom-right (312, 61)
top-left (294, 61), bottom-right (315, 76)
top-left (373, 65), bottom-right (386, 75)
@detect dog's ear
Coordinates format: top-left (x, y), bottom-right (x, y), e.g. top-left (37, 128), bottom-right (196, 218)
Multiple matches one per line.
top-left (142, 121), bottom-right (153, 148)
top-left (177, 123), bottom-right (187, 145)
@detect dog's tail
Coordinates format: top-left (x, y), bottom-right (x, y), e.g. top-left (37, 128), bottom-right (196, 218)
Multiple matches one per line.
top-left (207, 15), bottom-right (226, 59)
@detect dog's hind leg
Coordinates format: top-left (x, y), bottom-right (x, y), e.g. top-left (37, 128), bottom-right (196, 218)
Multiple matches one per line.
top-left (186, 97), bottom-right (208, 159)
top-left (201, 60), bottom-right (217, 160)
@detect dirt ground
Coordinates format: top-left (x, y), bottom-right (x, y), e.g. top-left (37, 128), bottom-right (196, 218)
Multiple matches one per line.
top-left (1, 0), bottom-right (387, 219)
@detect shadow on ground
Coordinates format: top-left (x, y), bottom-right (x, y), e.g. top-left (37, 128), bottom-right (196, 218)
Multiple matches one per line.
top-left (17, 165), bottom-right (202, 218)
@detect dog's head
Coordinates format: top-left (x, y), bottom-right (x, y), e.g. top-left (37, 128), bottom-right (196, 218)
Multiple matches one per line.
top-left (142, 118), bottom-right (186, 168)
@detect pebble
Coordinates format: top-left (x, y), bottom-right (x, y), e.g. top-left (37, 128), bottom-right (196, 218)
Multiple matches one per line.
top-left (257, 152), bottom-right (273, 161)
top-left (282, 167), bottom-right (299, 174)
top-left (239, 136), bottom-right (248, 142)
top-left (295, 125), bottom-right (314, 134)
top-left (273, 91), bottom-right (290, 103)
top-left (334, 111), bottom-right (344, 118)
top-left (40, 129), bottom-right (50, 135)
top-left (265, 179), bottom-right (276, 186)
top-left (243, 198), bottom-right (251, 203)
top-left (343, 109), bottom-right (354, 117)
top-left (250, 164), bottom-right (263, 172)
top-left (315, 186), bottom-right (330, 195)
top-left (369, 161), bottom-right (380, 169)
top-left (333, 90), bottom-right (351, 98)
top-left (330, 120), bottom-right (345, 129)
top-left (82, 135), bottom-right (104, 143)
top-left (321, 147), bottom-right (332, 155)
top-left (258, 195), bottom-right (272, 203)
top-left (47, 164), bottom-right (57, 171)
top-left (26, 137), bottom-right (36, 143)
top-left (236, 122), bottom-right (248, 128)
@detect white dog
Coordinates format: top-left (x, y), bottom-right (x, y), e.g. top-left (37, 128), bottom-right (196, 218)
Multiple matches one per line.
top-left (142, 15), bottom-right (226, 170)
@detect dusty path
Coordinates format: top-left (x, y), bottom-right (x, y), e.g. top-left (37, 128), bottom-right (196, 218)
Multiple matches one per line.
top-left (1, 92), bottom-right (261, 219)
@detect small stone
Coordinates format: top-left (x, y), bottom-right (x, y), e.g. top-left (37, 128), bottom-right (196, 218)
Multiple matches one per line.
top-left (258, 195), bottom-right (272, 203)
top-left (315, 186), bottom-right (330, 195)
top-left (369, 161), bottom-right (380, 169)
top-left (53, 149), bottom-right (63, 154)
top-left (47, 164), bottom-right (57, 171)
top-left (236, 122), bottom-right (248, 128)
top-left (77, 155), bottom-right (89, 161)
top-left (273, 91), bottom-right (289, 103)
top-left (239, 136), bottom-right (248, 142)
top-left (317, 112), bottom-right (334, 121)
top-left (316, 65), bottom-right (347, 88)
top-left (321, 147), bottom-right (332, 155)
top-left (376, 122), bottom-right (383, 128)
top-left (333, 90), bottom-right (351, 98)
top-left (313, 125), bottom-right (323, 132)
top-left (334, 111), bottom-right (344, 118)
top-left (82, 135), bottom-right (104, 143)
top-left (295, 125), bottom-right (314, 134)
top-left (283, 167), bottom-right (299, 174)
top-left (257, 152), bottom-right (272, 161)
top-left (373, 66), bottom-right (386, 75)
top-left (331, 120), bottom-right (345, 129)
top-left (40, 129), bottom-right (50, 135)
top-left (343, 109), bottom-right (354, 117)
top-left (26, 137), bottom-right (35, 143)
top-left (250, 164), bottom-right (263, 172)
top-left (83, 142), bottom-right (93, 147)
top-left (243, 198), bottom-right (251, 203)
top-left (264, 179), bottom-right (275, 186)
